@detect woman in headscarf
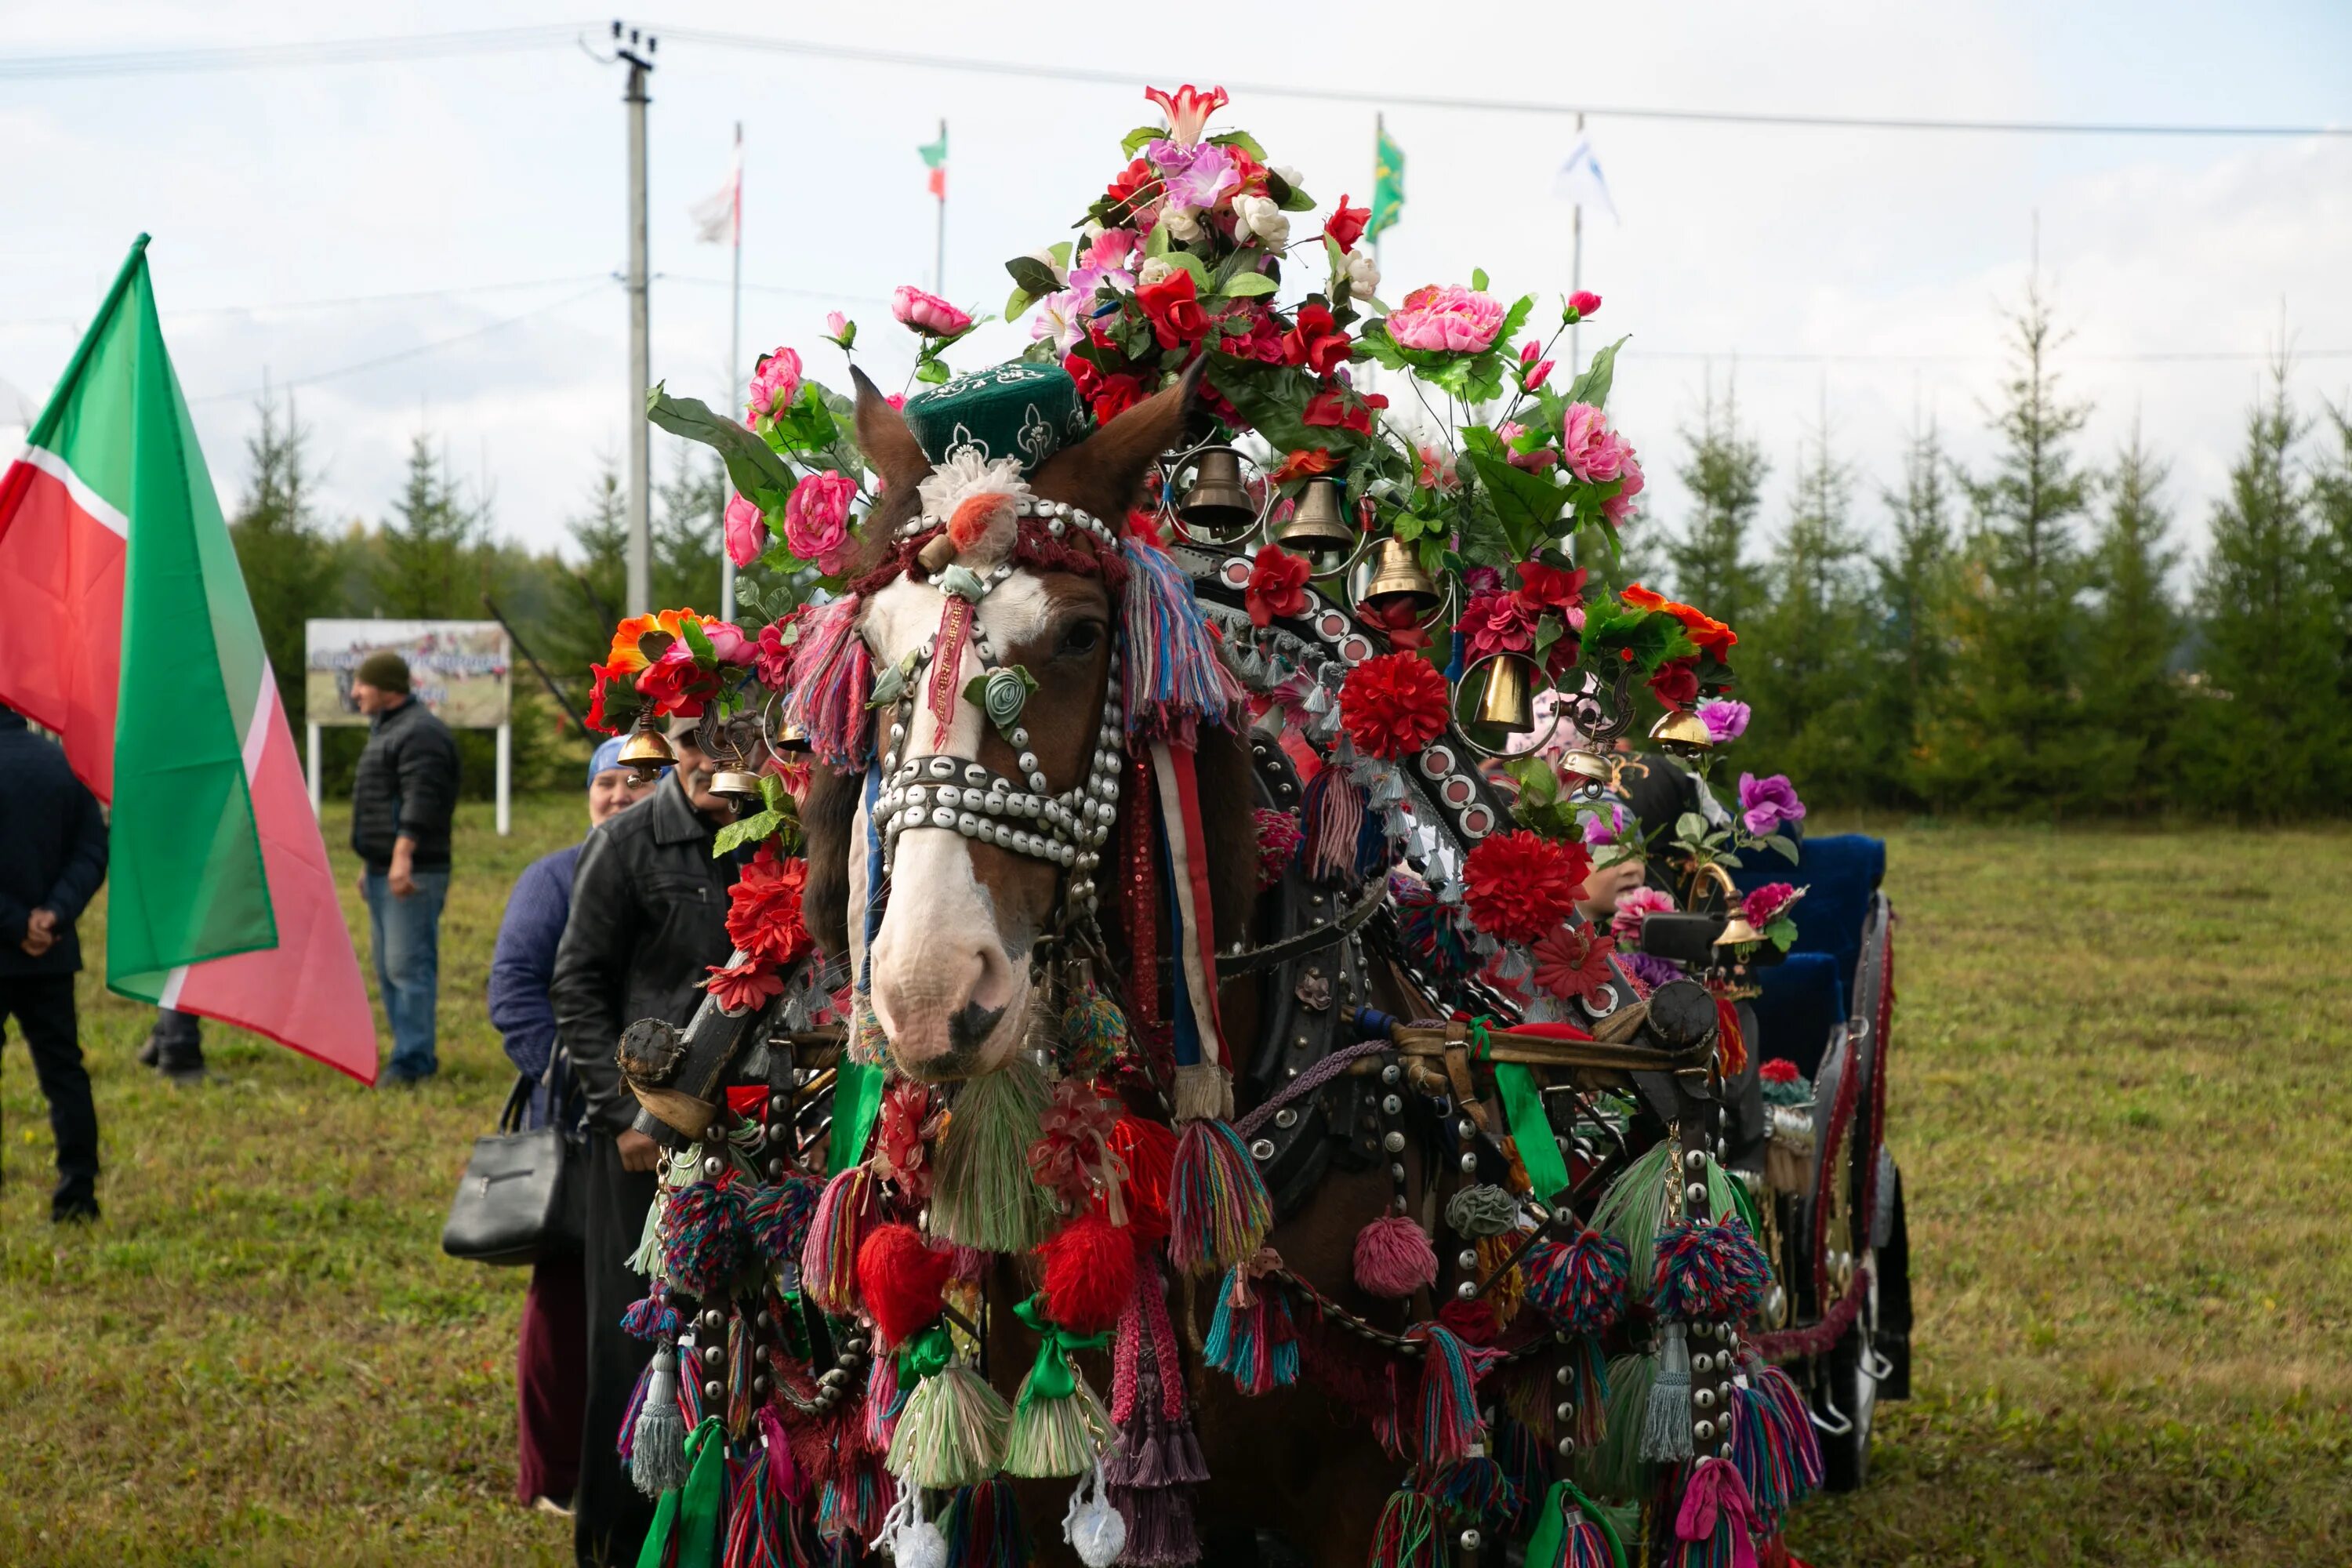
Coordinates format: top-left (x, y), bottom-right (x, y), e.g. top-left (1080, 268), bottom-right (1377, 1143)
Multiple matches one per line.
top-left (487, 735), bottom-right (658, 1515)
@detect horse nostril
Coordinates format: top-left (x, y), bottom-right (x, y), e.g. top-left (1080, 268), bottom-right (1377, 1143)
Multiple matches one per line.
top-left (947, 1001), bottom-right (1006, 1056)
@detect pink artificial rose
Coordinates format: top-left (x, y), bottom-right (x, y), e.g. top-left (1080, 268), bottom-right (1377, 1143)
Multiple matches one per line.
top-left (1524, 358), bottom-right (1555, 390)
top-left (1604, 451), bottom-right (1646, 525)
top-left (1458, 589), bottom-right (1536, 659)
top-left (1387, 285), bottom-right (1506, 354)
top-left (784, 470), bottom-right (858, 573)
top-left (1561, 403), bottom-right (1628, 484)
top-left (724, 492), bottom-right (768, 568)
top-left (701, 619), bottom-right (757, 666)
top-left (823, 310), bottom-right (856, 349)
top-left (1567, 290), bottom-right (1602, 321)
top-left (891, 285), bottom-right (973, 336)
top-left (747, 347), bottom-right (803, 424)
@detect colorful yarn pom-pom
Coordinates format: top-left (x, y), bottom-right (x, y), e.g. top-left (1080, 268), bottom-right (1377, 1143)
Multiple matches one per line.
top-left (1651, 1215), bottom-right (1774, 1324)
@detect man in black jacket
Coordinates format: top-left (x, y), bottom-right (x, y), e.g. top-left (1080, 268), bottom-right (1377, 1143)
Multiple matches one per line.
top-left (0, 703), bottom-right (111, 1221)
top-left (348, 651), bottom-right (461, 1084)
top-left (549, 718), bottom-right (753, 1568)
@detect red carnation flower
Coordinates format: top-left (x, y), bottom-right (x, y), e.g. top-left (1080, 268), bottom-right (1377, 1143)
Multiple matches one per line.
top-left (1246, 543), bottom-right (1311, 627)
top-left (1530, 924), bottom-right (1617, 1007)
top-left (703, 956), bottom-right (784, 1014)
top-left (1463, 830), bottom-right (1592, 946)
top-left (1137, 269), bottom-right (1212, 351)
top-left (724, 848), bottom-right (812, 966)
top-left (1324, 195), bottom-right (1370, 254)
top-left (1339, 652), bottom-right (1450, 759)
top-left (1648, 657), bottom-right (1699, 710)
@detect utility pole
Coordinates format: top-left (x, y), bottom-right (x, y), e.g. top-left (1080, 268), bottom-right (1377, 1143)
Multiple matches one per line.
top-left (1570, 111), bottom-right (1584, 372)
top-left (615, 22), bottom-right (657, 616)
top-left (933, 118), bottom-right (948, 295)
top-left (720, 120), bottom-right (743, 624)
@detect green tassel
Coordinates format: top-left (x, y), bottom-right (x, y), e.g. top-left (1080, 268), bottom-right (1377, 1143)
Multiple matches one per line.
top-left (1579, 1352), bottom-right (1654, 1501)
top-left (931, 1057), bottom-right (1054, 1253)
top-left (887, 1363), bottom-right (1013, 1489)
top-left (1589, 1141), bottom-right (1672, 1290)
top-left (1003, 1369), bottom-right (1110, 1478)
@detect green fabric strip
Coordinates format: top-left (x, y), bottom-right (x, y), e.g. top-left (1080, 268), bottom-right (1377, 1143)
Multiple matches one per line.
top-left (829, 1058), bottom-right (885, 1174)
top-left (1495, 1061), bottom-right (1570, 1203)
top-left (1524, 1479), bottom-right (1627, 1568)
top-left (637, 1417), bottom-right (728, 1568)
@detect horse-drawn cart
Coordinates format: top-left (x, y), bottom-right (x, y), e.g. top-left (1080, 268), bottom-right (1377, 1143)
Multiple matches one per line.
top-left (587, 83), bottom-right (1907, 1568)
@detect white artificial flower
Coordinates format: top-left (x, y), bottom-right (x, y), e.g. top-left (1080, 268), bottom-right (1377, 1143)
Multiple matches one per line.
top-left (1346, 249), bottom-right (1381, 298)
top-left (1027, 246), bottom-right (1068, 285)
top-left (1137, 256), bottom-right (1177, 288)
top-left (1160, 205), bottom-right (1203, 243)
top-left (1271, 164), bottom-right (1305, 191)
top-left (1233, 194), bottom-right (1290, 249)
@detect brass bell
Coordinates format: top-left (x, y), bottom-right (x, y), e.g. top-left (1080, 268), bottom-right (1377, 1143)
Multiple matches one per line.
top-left (1693, 862), bottom-right (1758, 946)
top-left (1715, 909), bottom-right (1764, 948)
top-left (772, 717), bottom-right (812, 754)
top-left (1558, 747), bottom-right (1615, 786)
top-left (711, 768), bottom-right (765, 815)
top-left (1275, 477), bottom-right (1356, 568)
top-left (615, 712), bottom-right (677, 781)
top-left (1356, 535), bottom-right (1440, 618)
top-left (1176, 446), bottom-right (1257, 536)
top-left (1471, 653), bottom-right (1536, 734)
top-left (1649, 707), bottom-right (1714, 757)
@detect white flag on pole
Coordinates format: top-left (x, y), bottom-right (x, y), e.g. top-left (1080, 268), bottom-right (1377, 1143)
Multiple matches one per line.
top-left (689, 145), bottom-right (741, 245)
top-left (1554, 136), bottom-right (1617, 222)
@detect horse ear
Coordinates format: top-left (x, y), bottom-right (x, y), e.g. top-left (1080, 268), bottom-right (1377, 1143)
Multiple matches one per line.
top-left (851, 365), bottom-right (932, 496)
top-left (1032, 356), bottom-right (1206, 521)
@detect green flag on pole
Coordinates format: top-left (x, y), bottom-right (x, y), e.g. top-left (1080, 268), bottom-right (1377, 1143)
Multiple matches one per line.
top-left (918, 125), bottom-right (948, 198)
top-left (1370, 118), bottom-right (1405, 240)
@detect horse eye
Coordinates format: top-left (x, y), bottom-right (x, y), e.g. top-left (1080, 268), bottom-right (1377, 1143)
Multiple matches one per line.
top-left (1056, 619), bottom-right (1105, 658)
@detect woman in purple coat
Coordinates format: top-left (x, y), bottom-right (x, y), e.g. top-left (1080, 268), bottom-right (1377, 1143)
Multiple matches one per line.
top-left (487, 735), bottom-right (655, 1514)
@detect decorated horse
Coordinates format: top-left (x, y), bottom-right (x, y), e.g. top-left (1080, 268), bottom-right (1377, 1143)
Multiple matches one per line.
top-left (586, 83), bottom-right (1907, 1568)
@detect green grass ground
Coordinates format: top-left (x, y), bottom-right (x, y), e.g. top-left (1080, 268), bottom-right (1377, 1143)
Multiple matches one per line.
top-left (1, 804), bottom-right (2347, 1565)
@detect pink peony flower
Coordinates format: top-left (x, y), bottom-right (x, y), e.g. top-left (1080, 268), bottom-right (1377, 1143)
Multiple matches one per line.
top-left (783, 470), bottom-right (858, 573)
top-left (891, 285), bottom-right (972, 337)
top-left (747, 347), bottom-right (803, 424)
top-left (1698, 699), bottom-right (1750, 744)
top-left (1560, 404), bottom-right (1629, 484)
top-left (1458, 589), bottom-right (1536, 659)
top-left (1387, 285), bottom-right (1506, 354)
top-left (1610, 885), bottom-right (1675, 946)
top-left (1604, 450), bottom-right (1646, 525)
top-left (724, 492), bottom-right (768, 568)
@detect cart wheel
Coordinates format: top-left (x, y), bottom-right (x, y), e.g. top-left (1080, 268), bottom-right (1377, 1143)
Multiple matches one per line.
top-left (1814, 1286), bottom-right (1878, 1493)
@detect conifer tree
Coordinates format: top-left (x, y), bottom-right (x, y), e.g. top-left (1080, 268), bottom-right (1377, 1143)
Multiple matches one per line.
top-left (375, 435), bottom-right (487, 618)
top-left (1867, 416), bottom-right (1957, 806)
top-left (1744, 420), bottom-right (1872, 796)
top-left (227, 394), bottom-right (331, 724)
top-left (1665, 374), bottom-right (1769, 631)
top-left (2186, 363), bottom-right (2334, 815)
top-left (2308, 404), bottom-right (2352, 796)
top-left (2082, 421), bottom-right (2181, 813)
top-left (1916, 283), bottom-right (2113, 815)
top-left (654, 440), bottom-right (727, 613)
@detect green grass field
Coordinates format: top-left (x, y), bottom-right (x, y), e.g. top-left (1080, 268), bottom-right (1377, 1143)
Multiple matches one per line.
top-left (2, 802), bottom-right (2347, 1565)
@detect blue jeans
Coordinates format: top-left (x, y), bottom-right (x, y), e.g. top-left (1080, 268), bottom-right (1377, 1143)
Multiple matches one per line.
top-left (364, 869), bottom-right (450, 1079)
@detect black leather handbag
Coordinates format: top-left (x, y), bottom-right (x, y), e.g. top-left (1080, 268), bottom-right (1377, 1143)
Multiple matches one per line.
top-left (441, 1058), bottom-right (585, 1266)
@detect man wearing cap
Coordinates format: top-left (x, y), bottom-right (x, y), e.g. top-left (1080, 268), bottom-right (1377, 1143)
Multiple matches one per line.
top-left (488, 735), bottom-right (659, 1518)
top-left (348, 651), bottom-right (461, 1084)
top-left (550, 716), bottom-right (760, 1567)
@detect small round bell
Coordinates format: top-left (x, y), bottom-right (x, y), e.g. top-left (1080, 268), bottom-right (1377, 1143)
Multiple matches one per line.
top-left (771, 717), bottom-right (812, 754)
top-left (711, 768), bottom-right (764, 813)
top-left (1174, 446), bottom-right (1258, 539)
top-left (615, 713), bottom-right (677, 780)
top-left (1274, 477), bottom-right (1357, 571)
top-left (1714, 910), bottom-right (1764, 948)
top-left (1648, 707), bottom-right (1714, 757)
top-left (1558, 747), bottom-right (1615, 786)
top-left (1354, 535), bottom-right (1441, 619)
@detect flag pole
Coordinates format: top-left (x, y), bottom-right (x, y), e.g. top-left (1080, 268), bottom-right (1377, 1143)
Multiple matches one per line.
top-left (720, 121), bottom-right (742, 624)
top-left (1570, 111), bottom-right (1584, 371)
top-left (933, 116), bottom-right (948, 295)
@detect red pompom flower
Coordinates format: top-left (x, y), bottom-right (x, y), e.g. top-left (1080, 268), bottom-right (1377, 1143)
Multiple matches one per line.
top-left (1339, 652), bottom-right (1450, 759)
top-left (1463, 830), bottom-right (1592, 946)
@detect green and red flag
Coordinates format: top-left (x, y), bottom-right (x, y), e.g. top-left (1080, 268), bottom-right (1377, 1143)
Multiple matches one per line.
top-left (0, 236), bottom-right (376, 1082)
top-left (918, 124), bottom-right (948, 200)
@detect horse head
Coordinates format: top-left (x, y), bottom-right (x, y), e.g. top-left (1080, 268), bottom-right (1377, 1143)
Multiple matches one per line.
top-left (801, 363), bottom-right (1204, 1085)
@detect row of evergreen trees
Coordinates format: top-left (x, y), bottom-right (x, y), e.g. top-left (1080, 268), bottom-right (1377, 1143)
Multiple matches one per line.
top-left (225, 285), bottom-right (2352, 817)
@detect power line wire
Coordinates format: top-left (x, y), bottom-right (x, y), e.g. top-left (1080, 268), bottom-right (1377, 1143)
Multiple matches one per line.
top-left (2, 22), bottom-right (2344, 137)
top-left (0, 272), bottom-right (613, 332)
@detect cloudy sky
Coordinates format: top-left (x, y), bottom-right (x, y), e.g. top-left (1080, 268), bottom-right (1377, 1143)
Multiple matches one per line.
top-left (5, 1), bottom-right (2349, 582)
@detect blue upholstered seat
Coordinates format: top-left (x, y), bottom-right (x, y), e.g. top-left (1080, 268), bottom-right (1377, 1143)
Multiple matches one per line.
top-left (1730, 833), bottom-right (1886, 1079)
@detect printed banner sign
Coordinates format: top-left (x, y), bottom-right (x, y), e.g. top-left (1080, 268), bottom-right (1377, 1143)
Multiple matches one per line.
top-left (305, 619), bottom-right (511, 728)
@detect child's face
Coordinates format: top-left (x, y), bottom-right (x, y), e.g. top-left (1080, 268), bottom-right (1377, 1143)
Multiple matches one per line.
top-left (1577, 851), bottom-right (1648, 919)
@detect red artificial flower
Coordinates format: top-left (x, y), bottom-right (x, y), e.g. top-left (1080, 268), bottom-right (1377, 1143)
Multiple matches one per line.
top-left (1105, 155), bottom-right (1161, 217)
top-left (1246, 543), bottom-right (1312, 627)
top-left (1253, 807), bottom-right (1304, 890)
top-left (1303, 386), bottom-right (1388, 437)
top-left (1364, 596), bottom-right (1432, 652)
top-left (585, 658), bottom-right (639, 735)
top-left (872, 1080), bottom-right (941, 1200)
top-left (1759, 1058), bottom-right (1800, 1085)
top-left (703, 956), bottom-right (784, 1013)
top-left (1458, 589), bottom-right (1536, 661)
top-left (1621, 583), bottom-right (1737, 660)
top-left (1138, 269), bottom-right (1212, 350)
top-left (1283, 303), bottom-right (1353, 376)
top-left (1648, 658), bottom-right (1699, 710)
top-left (635, 640), bottom-right (721, 719)
top-left (1567, 291), bottom-right (1602, 321)
top-left (753, 612), bottom-right (799, 691)
top-left (1542, 634), bottom-right (1582, 680)
top-left (1269, 447), bottom-right (1339, 485)
top-left (1462, 831), bottom-right (1592, 946)
top-left (1029, 1078), bottom-right (1125, 1210)
top-left (724, 848), bottom-right (812, 966)
top-left (1514, 561), bottom-right (1588, 615)
top-left (1740, 882), bottom-right (1802, 928)
top-left (1339, 652), bottom-right (1450, 759)
top-left (1324, 195), bottom-right (1370, 254)
top-left (1216, 301), bottom-right (1289, 364)
top-left (1530, 924), bottom-right (1617, 1007)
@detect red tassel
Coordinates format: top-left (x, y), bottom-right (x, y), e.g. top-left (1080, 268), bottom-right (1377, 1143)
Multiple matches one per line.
top-left (1038, 1210), bottom-right (1139, 1334)
top-left (856, 1221), bottom-right (954, 1348)
top-left (1106, 1116), bottom-right (1179, 1243)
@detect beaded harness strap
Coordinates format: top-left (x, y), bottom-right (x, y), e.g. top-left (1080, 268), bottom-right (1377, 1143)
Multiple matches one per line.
top-left (869, 492), bottom-right (1127, 922)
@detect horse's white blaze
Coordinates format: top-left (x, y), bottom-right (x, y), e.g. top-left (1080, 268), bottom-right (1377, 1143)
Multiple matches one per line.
top-left (858, 571), bottom-right (1060, 1073)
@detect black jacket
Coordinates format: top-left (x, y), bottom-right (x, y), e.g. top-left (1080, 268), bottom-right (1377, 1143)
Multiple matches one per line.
top-left (0, 709), bottom-right (110, 977)
top-left (350, 698), bottom-right (459, 870)
top-left (550, 776), bottom-right (742, 1134)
